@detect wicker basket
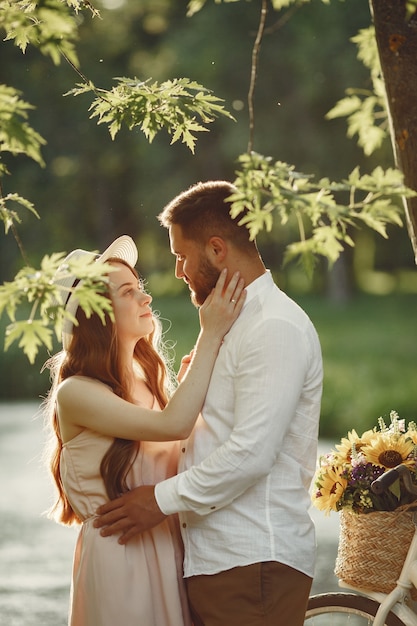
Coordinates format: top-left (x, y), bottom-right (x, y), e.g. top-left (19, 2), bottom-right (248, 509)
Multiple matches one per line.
top-left (335, 508), bottom-right (417, 599)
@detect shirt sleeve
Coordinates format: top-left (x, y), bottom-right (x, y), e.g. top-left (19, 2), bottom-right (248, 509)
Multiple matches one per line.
top-left (155, 317), bottom-right (316, 516)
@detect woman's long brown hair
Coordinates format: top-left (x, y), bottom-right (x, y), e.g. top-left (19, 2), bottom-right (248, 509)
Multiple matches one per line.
top-left (43, 259), bottom-right (175, 526)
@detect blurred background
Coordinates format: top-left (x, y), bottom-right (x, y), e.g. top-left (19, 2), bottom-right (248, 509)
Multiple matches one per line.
top-left (1, 0), bottom-right (416, 437)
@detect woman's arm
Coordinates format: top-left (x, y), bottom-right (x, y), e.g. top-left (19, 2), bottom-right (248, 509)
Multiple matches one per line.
top-left (57, 269), bottom-right (245, 441)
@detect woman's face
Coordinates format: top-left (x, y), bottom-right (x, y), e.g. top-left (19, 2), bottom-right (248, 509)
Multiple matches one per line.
top-left (108, 262), bottom-right (153, 344)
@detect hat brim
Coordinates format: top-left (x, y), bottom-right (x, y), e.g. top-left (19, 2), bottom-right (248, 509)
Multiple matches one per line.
top-left (99, 235), bottom-right (138, 268)
top-left (60, 235), bottom-right (138, 350)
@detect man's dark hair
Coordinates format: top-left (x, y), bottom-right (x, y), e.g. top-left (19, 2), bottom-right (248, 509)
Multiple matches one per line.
top-left (158, 180), bottom-right (254, 250)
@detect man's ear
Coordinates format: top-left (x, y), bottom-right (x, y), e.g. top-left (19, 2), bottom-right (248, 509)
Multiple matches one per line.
top-left (207, 236), bottom-right (227, 262)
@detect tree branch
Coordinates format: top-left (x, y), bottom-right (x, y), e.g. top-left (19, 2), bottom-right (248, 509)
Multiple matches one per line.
top-left (247, 0), bottom-right (268, 153)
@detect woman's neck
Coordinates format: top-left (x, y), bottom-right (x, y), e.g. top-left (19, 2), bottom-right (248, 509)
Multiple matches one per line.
top-left (129, 376), bottom-right (154, 409)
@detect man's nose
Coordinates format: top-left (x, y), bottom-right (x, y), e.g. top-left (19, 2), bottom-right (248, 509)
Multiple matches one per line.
top-left (175, 258), bottom-right (184, 279)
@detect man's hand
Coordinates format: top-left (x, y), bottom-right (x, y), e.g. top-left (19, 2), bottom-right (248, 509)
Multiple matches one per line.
top-left (93, 485), bottom-right (167, 544)
top-left (177, 349), bottom-right (194, 382)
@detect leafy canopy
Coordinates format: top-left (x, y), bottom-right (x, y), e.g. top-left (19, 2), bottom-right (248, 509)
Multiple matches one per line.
top-left (0, 0), bottom-right (415, 360)
top-left (231, 153), bottom-right (412, 277)
top-left (68, 77), bottom-right (235, 153)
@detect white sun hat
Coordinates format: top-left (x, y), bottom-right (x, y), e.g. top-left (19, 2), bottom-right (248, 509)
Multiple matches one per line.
top-left (54, 235), bottom-right (138, 350)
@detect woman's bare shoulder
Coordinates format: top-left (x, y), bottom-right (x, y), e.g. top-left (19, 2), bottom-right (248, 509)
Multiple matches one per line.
top-left (57, 376), bottom-right (111, 401)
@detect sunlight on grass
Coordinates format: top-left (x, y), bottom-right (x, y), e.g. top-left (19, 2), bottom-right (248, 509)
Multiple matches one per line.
top-left (300, 293), bottom-right (417, 437)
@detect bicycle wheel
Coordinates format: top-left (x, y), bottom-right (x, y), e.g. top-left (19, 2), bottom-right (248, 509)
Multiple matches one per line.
top-left (304, 593), bottom-right (406, 625)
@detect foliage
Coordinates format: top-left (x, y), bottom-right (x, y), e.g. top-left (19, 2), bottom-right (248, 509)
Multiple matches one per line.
top-left (2, 150), bottom-right (412, 362)
top-left (0, 253), bottom-right (115, 363)
top-left (0, 0), bottom-right (415, 361)
top-left (0, 0), bottom-right (80, 65)
top-left (312, 410), bottom-right (417, 514)
top-left (68, 77), bottom-right (235, 152)
top-left (0, 0), bottom-right (76, 240)
top-left (326, 26), bottom-right (388, 156)
top-left (0, 84), bottom-right (46, 168)
top-left (0, 193), bottom-right (39, 236)
top-left (0, 84), bottom-right (43, 233)
top-left (406, 0), bottom-right (417, 19)
top-left (231, 152), bottom-right (413, 276)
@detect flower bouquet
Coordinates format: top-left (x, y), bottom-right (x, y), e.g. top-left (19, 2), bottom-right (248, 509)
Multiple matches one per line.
top-left (312, 410), bottom-right (417, 595)
top-left (312, 410), bottom-right (417, 515)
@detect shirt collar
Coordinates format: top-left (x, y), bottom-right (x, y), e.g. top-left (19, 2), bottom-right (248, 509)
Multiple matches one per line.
top-left (243, 270), bottom-right (274, 307)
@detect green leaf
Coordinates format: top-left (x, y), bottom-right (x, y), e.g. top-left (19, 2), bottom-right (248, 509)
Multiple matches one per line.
top-left (270, 0), bottom-right (311, 8)
top-left (186, 0), bottom-right (208, 17)
top-left (0, 193), bottom-right (39, 234)
top-left (5, 320), bottom-right (53, 364)
top-left (326, 95), bottom-right (363, 120)
top-left (231, 152), bottom-right (411, 270)
top-left (0, 84), bottom-right (46, 166)
top-left (0, 254), bottom-right (118, 361)
top-left (68, 77), bottom-right (234, 151)
top-left (327, 26), bottom-right (388, 157)
top-left (351, 27), bottom-right (379, 74)
top-left (1, 0), bottom-right (80, 65)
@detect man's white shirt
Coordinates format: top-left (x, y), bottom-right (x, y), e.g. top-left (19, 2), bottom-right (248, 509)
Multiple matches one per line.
top-left (156, 271), bottom-right (323, 578)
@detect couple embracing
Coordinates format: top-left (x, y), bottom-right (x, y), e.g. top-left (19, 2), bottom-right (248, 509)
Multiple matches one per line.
top-left (43, 180), bottom-right (323, 626)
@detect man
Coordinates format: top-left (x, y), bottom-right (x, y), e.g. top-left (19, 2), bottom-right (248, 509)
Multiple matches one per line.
top-left (95, 180), bottom-right (323, 625)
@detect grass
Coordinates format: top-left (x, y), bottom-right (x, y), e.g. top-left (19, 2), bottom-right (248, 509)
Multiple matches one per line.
top-left (294, 293), bottom-right (417, 438)
top-left (1, 291), bottom-right (417, 441)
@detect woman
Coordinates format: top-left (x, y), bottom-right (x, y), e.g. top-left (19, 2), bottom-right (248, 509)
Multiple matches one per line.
top-left (42, 235), bottom-right (244, 626)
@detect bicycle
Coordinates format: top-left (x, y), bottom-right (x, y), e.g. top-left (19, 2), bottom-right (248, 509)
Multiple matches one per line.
top-left (304, 464), bottom-right (417, 625)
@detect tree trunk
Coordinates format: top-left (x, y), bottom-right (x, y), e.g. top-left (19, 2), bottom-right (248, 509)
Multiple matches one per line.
top-left (369, 0), bottom-right (417, 263)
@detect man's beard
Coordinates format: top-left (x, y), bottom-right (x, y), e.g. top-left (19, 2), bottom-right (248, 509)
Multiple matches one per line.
top-left (190, 256), bottom-right (220, 307)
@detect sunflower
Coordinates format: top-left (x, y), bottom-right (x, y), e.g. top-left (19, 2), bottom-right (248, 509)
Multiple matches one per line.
top-left (312, 412), bottom-right (417, 514)
top-left (361, 432), bottom-right (415, 469)
top-left (334, 428), bottom-right (375, 463)
top-left (312, 466), bottom-right (348, 515)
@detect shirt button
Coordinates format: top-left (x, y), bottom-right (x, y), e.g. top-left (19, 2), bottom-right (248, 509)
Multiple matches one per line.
top-left (210, 506), bottom-right (216, 510)
top-left (182, 523), bottom-right (187, 528)
top-left (181, 447), bottom-right (186, 453)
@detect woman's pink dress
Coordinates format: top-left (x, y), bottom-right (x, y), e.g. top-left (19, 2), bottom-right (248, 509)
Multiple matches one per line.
top-left (60, 420), bottom-right (192, 626)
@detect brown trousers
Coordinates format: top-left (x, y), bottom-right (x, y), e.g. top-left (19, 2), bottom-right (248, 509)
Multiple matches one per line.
top-left (186, 561), bottom-right (312, 626)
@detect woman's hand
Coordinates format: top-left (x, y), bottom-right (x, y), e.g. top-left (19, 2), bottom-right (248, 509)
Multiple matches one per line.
top-left (198, 269), bottom-right (245, 340)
